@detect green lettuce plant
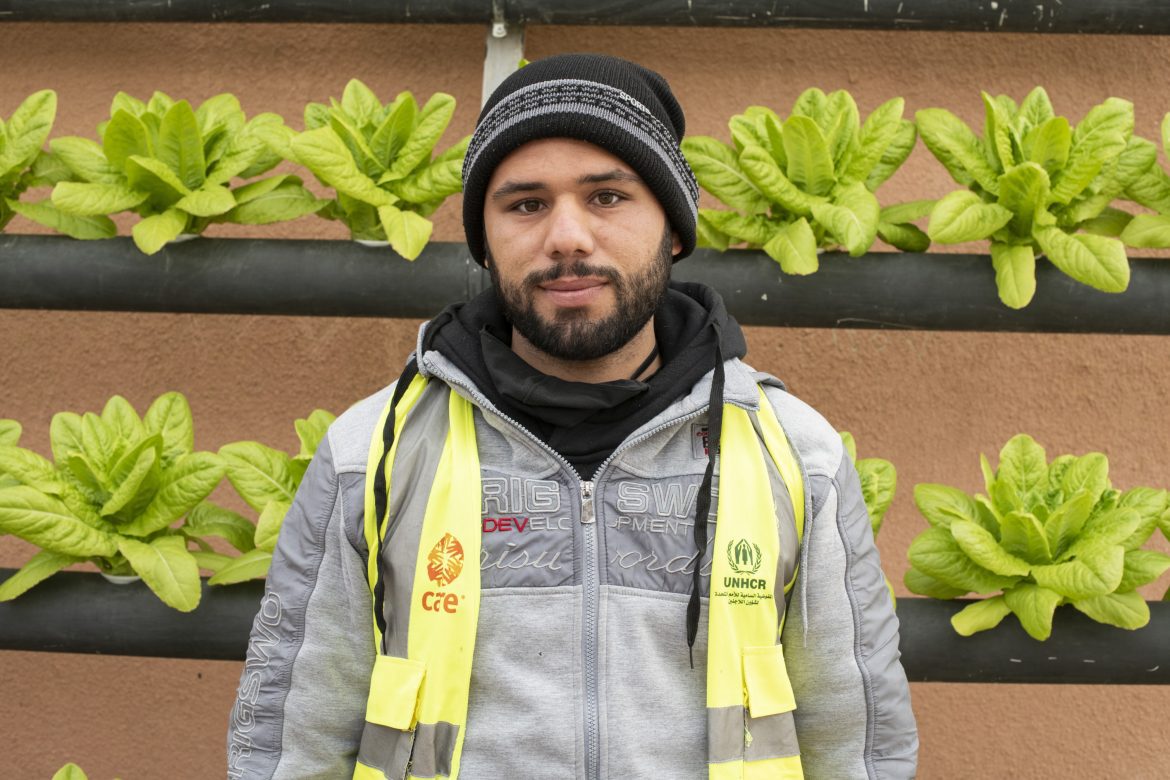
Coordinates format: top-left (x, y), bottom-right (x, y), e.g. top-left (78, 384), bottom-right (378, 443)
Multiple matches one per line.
top-left (918, 88), bottom-right (1151, 308)
top-left (0, 89), bottom-right (108, 238)
top-left (0, 392), bottom-right (230, 611)
top-left (682, 89), bottom-right (923, 275)
top-left (40, 91), bottom-right (324, 255)
top-left (906, 434), bottom-right (1170, 640)
top-left (50, 764), bottom-right (118, 780)
top-left (270, 79), bottom-right (468, 259)
top-left (0, 420), bottom-right (15, 544)
top-left (1118, 113), bottom-right (1170, 248)
top-left (0, 420), bottom-right (19, 496)
top-left (208, 408), bottom-right (336, 584)
top-left (840, 431), bottom-right (897, 535)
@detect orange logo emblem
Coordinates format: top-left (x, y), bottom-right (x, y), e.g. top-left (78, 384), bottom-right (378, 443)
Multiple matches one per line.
top-left (426, 533), bottom-right (465, 586)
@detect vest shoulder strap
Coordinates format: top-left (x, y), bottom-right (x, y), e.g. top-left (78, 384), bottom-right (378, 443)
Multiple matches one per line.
top-left (363, 368), bottom-right (429, 653)
top-left (755, 387), bottom-right (805, 545)
top-left (704, 388), bottom-right (806, 779)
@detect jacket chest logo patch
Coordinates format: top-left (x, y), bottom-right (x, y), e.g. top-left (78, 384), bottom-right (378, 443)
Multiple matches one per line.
top-left (691, 423), bottom-right (711, 459)
top-left (426, 532), bottom-right (466, 586)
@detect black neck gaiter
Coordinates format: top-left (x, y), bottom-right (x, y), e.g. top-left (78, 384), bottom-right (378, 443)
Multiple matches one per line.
top-left (425, 281), bottom-right (747, 479)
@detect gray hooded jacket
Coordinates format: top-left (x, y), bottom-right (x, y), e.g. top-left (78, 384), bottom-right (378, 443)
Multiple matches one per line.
top-left (227, 320), bottom-right (918, 779)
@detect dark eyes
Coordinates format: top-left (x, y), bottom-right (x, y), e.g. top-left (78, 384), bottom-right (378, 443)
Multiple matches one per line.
top-left (509, 191), bottom-right (626, 214)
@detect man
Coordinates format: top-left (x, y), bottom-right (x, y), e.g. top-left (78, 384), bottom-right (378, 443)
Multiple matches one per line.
top-left (228, 53), bottom-right (917, 779)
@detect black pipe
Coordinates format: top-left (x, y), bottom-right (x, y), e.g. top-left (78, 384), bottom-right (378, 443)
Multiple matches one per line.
top-left (510, 0), bottom-right (1170, 35)
top-left (2, 1), bottom-right (1169, 35)
top-left (2, 235), bottom-right (1169, 333)
top-left (0, 569), bottom-right (264, 661)
top-left (2, 569), bottom-right (1168, 682)
top-left (0, 0), bottom-right (489, 24)
top-left (673, 250), bottom-right (1170, 334)
top-left (897, 598), bottom-right (1170, 684)
top-left (0, 235), bottom-right (489, 321)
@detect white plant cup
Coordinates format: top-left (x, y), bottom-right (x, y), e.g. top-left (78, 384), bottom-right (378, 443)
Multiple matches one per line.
top-left (100, 573), bottom-right (141, 585)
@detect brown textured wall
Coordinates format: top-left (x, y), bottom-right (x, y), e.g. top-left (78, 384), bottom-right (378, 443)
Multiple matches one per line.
top-left (2, 21), bottom-right (1169, 780)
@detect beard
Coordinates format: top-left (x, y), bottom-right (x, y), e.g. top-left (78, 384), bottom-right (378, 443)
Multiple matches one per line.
top-left (486, 225), bottom-right (674, 362)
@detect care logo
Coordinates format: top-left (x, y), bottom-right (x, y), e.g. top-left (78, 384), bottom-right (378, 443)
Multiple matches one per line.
top-left (421, 533), bottom-right (466, 614)
top-left (727, 539), bottom-right (762, 575)
top-left (426, 532), bottom-right (465, 586)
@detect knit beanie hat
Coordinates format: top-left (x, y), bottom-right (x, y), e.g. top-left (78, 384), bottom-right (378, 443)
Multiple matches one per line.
top-left (461, 53), bottom-right (699, 265)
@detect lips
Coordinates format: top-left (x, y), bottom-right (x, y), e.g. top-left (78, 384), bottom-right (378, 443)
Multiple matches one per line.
top-left (541, 277), bottom-right (607, 292)
top-left (538, 276), bottom-right (608, 306)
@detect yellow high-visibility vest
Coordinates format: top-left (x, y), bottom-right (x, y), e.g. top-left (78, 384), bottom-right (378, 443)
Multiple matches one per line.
top-left (357, 376), bottom-right (805, 780)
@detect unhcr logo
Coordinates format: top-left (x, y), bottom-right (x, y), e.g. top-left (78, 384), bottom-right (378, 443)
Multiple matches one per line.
top-left (725, 538), bottom-right (767, 591)
top-left (727, 539), bottom-right (762, 575)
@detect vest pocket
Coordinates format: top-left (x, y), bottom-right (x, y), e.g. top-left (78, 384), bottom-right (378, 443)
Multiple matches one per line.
top-left (743, 643), bottom-right (796, 718)
top-left (354, 654), bottom-right (426, 780)
top-left (367, 654), bottom-right (426, 729)
top-left (741, 644), bottom-right (803, 777)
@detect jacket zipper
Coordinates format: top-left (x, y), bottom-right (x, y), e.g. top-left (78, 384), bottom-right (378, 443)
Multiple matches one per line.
top-left (579, 479), bottom-right (600, 779)
top-left (571, 410), bottom-right (710, 780)
top-left (420, 355), bottom-right (719, 780)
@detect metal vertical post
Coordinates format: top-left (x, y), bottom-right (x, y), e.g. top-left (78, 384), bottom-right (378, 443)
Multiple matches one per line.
top-left (469, 2), bottom-right (526, 298)
top-left (482, 2), bottom-right (525, 106)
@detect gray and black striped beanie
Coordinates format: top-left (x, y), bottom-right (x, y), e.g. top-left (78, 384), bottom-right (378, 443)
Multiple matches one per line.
top-left (461, 53), bottom-right (699, 265)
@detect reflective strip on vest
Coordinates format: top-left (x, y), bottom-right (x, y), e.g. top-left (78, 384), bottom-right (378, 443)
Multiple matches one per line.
top-left (358, 384), bottom-right (482, 780)
top-left (706, 390), bottom-right (805, 779)
top-left (361, 381), bottom-right (805, 780)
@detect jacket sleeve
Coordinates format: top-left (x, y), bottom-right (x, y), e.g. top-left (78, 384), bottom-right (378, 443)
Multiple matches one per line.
top-left (227, 432), bottom-right (374, 779)
top-left (772, 392), bottom-right (919, 779)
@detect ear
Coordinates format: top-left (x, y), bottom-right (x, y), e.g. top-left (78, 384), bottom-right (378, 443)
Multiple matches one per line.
top-left (671, 230), bottom-right (682, 257)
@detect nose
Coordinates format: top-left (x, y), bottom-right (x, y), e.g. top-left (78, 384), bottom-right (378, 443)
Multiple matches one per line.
top-left (542, 198), bottom-right (595, 260)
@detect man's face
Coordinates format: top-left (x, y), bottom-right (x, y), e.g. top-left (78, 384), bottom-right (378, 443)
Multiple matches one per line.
top-left (483, 138), bottom-right (682, 361)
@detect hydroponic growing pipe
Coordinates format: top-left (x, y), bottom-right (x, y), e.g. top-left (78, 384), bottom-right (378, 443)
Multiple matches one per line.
top-left (1, 568), bottom-right (1167, 683)
top-left (2, 235), bottom-right (1170, 334)
top-left (0, 569), bottom-right (263, 661)
top-left (2, 0), bottom-right (1168, 35)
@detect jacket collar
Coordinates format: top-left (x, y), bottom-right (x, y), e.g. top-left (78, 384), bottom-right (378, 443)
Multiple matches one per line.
top-left (416, 330), bottom-right (764, 434)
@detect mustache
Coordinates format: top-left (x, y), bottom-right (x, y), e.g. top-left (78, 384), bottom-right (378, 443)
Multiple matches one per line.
top-left (524, 260), bottom-right (622, 287)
